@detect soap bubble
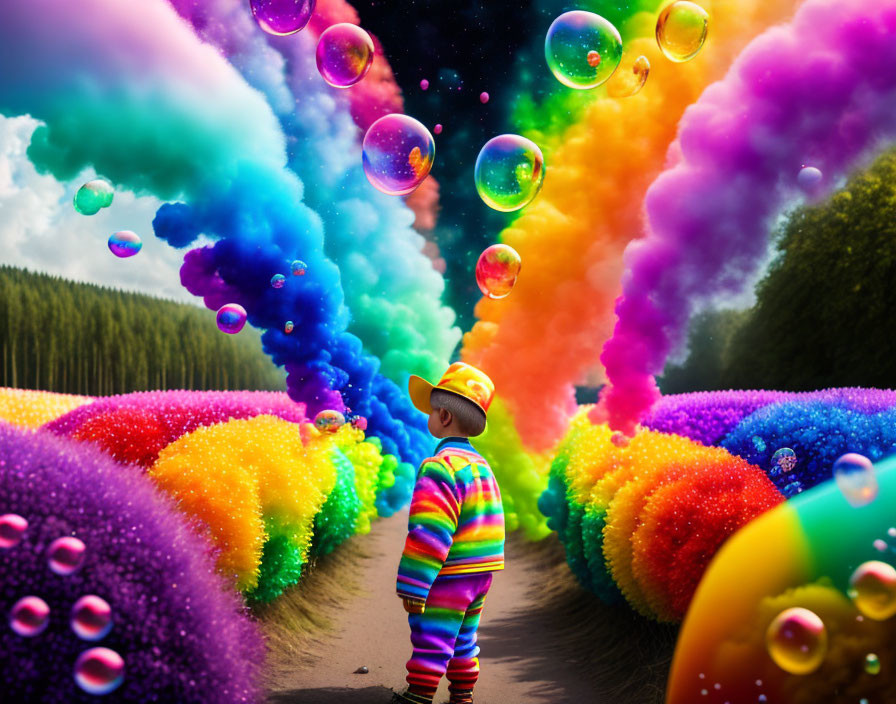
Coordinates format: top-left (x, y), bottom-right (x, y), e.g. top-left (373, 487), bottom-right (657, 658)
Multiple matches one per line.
top-left (350, 416), bottom-right (368, 431)
top-left (771, 447), bottom-right (797, 474)
top-left (0, 513), bottom-right (27, 548)
top-left (249, 0), bottom-right (315, 36)
top-left (476, 244), bottom-right (522, 300)
top-left (874, 539), bottom-right (888, 552)
top-left (433, 124), bottom-right (443, 135)
top-left (9, 596), bottom-right (50, 637)
top-left (474, 134), bottom-right (545, 212)
top-left (271, 274), bottom-right (286, 289)
top-left (607, 54), bottom-right (650, 98)
top-left (656, 1), bottom-right (709, 63)
top-left (316, 23), bottom-right (375, 88)
top-left (480, 92), bottom-right (490, 104)
top-left (420, 79), bottom-right (429, 90)
top-left (73, 179), bottom-right (114, 215)
top-left (611, 431), bottom-right (630, 448)
top-left (291, 260), bottom-right (307, 276)
top-left (362, 114), bottom-right (435, 196)
top-left (833, 453), bottom-right (878, 507)
top-left (48, 536), bottom-right (86, 575)
top-left (284, 321), bottom-right (294, 334)
top-left (849, 560), bottom-right (896, 621)
top-left (216, 304), bottom-right (247, 335)
top-left (765, 607), bottom-right (827, 675)
top-left (74, 647), bottom-right (125, 695)
top-left (751, 435), bottom-right (767, 453)
top-left (545, 11), bottom-right (622, 89)
top-left (314, 409), bottom-right (345, 432)
top-left (865, 653), bottom-right (881, 675)
top-left (71, 595), bottom-right (113, 641)
top-left (798, 166), bottom-right (823, 192)
top-left (107, 231), bottom-right (142, 258)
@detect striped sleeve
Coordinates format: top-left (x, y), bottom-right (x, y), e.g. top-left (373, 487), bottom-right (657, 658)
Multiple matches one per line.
top-left (396, 459), bottom-right (460, 602)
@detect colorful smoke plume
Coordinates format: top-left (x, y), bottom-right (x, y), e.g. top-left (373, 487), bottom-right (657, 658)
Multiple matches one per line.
top-left (600, 0), bottom-right (896, 434)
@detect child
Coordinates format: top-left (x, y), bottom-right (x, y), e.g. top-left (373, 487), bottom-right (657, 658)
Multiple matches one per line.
top-left (392, 362), bottom-right (505, 704)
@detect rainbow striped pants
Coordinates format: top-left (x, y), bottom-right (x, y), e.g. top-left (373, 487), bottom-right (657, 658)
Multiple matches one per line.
top-left (404, 572), bottom-right (494, 704)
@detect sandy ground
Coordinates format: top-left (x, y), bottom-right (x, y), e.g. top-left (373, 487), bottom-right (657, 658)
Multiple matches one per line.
top-left (263, 510), bottom-right (675, 704)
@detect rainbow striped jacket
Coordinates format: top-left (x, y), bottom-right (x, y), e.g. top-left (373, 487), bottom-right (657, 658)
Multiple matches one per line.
top-left (396, 437), bottom-right (505, 603)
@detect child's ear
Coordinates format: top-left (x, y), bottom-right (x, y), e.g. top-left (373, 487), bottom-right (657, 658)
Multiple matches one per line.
top-left (439, 408), bottom-right (453, 427)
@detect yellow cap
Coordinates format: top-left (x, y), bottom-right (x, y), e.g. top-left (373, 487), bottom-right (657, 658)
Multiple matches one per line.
top-left (408, 362), bottom-right (495, 416)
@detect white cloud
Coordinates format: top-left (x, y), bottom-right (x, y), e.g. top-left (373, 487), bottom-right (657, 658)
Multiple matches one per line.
top-left (0, 115), bottom-right (201, 304)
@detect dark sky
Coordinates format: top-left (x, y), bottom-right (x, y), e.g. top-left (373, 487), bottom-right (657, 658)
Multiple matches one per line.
top-left (355, 0), bottom-right (544, 329)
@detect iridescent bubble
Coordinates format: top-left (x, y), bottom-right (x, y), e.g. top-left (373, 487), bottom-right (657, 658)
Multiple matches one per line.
top-left (0, 513), bottom-right (28, 548)
top-left (751, 435), bottom-right (767, 453)
top-left (480, 91), bottom-right (490, 104)
top-left (9, 596), bottom-right (50, 637)
top-left (849, 560), bottom-right (896, 621)
top-left (291, 260), bottom-right (307, 276)
top-left (833, 453), bottom-right (878, 507)
top-left (249, 0), bottom-right (315, 36)
top-left (73, 179), bottom-right (114, 216)
top-left (216, 304), bottom-right (247, 335)
top-left (771, 447), bottom-right (797, 474)
top-left (656, 1), bottom-right (709, 63)
top-left (874, 538), bottom-right (888, 552)
top-left (420, 79), bottom-right (429, 90)
top-left (316, 23), bottom-right (375, 88)
top-left (798, 166), bottom-right (823, 192)
top-left (314, 409), bottom-right (345, 433)
top-left (74, 647), bottom-right (125, 695)
top-left (474, 134), bottom-right (545, 212)
top-left (607, 54), bottom-right (650, 98)
top-left (765, 607), bottom-right (827, 675)
top-left (271, 274), bottom-right (286, 289)
top-left (107, 231), bottom-right (142, 258)
top-left (284, 321), bottom-right (294, 334)
top-left (865, 653), bottom-right (881, 675)
top-left (48, 536), bottom-right (86, 575)
top-left (71, 595), bottom-right (113, 641)
top-left (889, 527), bottom-right (896, 538)
top-left (350, 416), bottom-right (368, 431)
top-left (433, 124), bottom-right (443, 135)
top-left (545, 11), bottom-right (622, 89)
top-left (362, 114), bottom-right (435, 196)
top-left (476, 244), bottom-right (522, 300)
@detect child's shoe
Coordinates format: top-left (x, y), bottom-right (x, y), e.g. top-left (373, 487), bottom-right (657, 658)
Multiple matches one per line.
top-left (449, 691), bottom-right (474, 704)
top-left (390, 690), bottom-right (431, 704)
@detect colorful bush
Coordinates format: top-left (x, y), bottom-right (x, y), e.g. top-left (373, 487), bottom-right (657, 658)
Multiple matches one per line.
top-left (0, 423), bottom-right (262, 703)
top-left (0, 388), bottom-right (93, 429)
top-left (541, 408), bottom-right (784, 621)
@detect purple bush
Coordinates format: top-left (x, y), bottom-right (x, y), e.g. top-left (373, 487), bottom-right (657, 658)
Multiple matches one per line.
top-left (0, 423), bottom-right (263, 703)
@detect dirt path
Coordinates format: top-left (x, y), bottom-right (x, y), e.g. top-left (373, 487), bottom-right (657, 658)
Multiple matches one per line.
top-left (263, 510), bottom-right (675, 704)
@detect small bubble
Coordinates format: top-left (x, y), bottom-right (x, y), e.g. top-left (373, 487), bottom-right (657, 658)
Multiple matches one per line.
top-left (9, 596), bottom-right (50, 637)
top-left (0, 513), bottom-right (27, 548)
top-left (48, 536), bottom-right (86, 575)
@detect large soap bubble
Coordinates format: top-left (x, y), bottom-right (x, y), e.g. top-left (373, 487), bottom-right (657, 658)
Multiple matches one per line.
top-left (74, 647), bottom-right (125, 695)
top-left (474, 134), bottom-right (545, 212)
top-left (70, 595), bottom-right (113, 641)
top-left (607, 54), bottom-right (650, 98)
top-left (833, 453), bottom-right (878, 507)
top-left (656, 1), bottom-right (709, 63)
top-left (476, 244), bottom-right (522, 300)
top-left (362, 114), bottom-right (435, 196)
top-left (314, 409), bottom-right (345, 433)
top-left (765, 607), bottom-right (827, 675)
top-left (216, 304), bottom-right (247, 335)
top-left (545, 11), bottom-right (622, 89)
top-left (250, 0), bottom-right (315, 36)
top-left (798, 165), bottom-right (823, 192)
top-left (107, 231), bottom-right (142, 258)
top-left (316, 23), bottom-right (375, 88)
top-left (73, 179), bottom-right (114, 216)
top-left (849, 560), bottom-right (896, 621)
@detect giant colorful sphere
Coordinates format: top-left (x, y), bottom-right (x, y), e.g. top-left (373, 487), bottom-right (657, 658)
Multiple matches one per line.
top-left (74, 647), bottom-right (125, 695)
top-left (216, 304), bottom-right (247, 335)
top-left (545, 11), bottom-right (622, 89)
top-left (833, 453), bottom-right (878, 507)
top-left (849, 560), bottom-right (896, 621)
top-left (476, 244), bottom-right (522, 300)
top-left (362, 114), bottom-right (435, 196)
top-left (107, 231), bottom-right (142, 258)
top-left (73, 179), bottom-right (114, 216)
top-left (474, 135), bottom-right (545, 212)
top-left (316, 23), bottom-right (375, 88)
top-left (656, 1), bottom-right (709, 63)
top-left (765, 607), bottom-right (827, 675)
top-left (249, 0), bottom-right (315, 35)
